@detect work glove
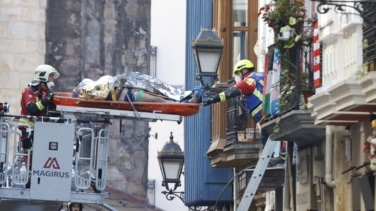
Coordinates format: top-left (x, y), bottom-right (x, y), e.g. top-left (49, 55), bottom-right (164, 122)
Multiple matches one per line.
top-left (47, 91), bottom-right (54, 100)
top-left (41, 92), bottom-right (54, 107)
top-left (203, 95), bottom-right (220, 106)
top-left (41, 98), bottom-right (51, 107)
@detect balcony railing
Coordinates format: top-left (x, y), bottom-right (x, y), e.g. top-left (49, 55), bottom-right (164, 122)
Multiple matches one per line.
top-left (262, 42), bottom-right (326, 146)
top-left (209, 41), bottom-right (319, 166)
top-left (265, 42), bottom-right (314, 122)
top-left (225, 95), bottom-right (248, 145)
top-left (307, 7), bottom-right (376, 126)
top-left (363, 7), bottom-right (376, 72)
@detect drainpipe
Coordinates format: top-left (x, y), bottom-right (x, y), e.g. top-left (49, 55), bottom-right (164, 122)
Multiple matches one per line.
top-left (282, 153), bottom-right (290, 211)
top-left (283, 143), bottom-right (292, 211)
top-left (233, 168), bottom-right (238, 211)
top-left (315, 177), bottom-right (322, 211)
top-left (325, 125), bottom-right (336, 188)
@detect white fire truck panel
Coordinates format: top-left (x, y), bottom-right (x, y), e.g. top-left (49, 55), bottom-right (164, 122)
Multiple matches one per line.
top-left (0, 104), bottom-right (183, 211)
top-left (30, 122), bottom-right (75, 201)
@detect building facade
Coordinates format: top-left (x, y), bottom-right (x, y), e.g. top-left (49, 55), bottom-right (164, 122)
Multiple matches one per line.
top-left (194, 0), bottom-right (376, 210)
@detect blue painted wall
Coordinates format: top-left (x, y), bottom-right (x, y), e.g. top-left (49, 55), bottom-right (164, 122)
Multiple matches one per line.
top-left (184, 0), bottom-right (233, 207)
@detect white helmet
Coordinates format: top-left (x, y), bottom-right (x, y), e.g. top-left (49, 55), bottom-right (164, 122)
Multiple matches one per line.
top-left (31, 64), bottom-right (60, 85)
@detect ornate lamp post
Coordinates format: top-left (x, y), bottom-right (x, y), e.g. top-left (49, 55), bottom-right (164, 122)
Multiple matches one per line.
top-left (191, 28), bottom-right (224, 102)
top-left (157, 132), bottom-right (185, 202)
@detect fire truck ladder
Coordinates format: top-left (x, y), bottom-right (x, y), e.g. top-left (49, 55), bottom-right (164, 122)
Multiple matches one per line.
top-left (237, 138), bottom-right (278, 211)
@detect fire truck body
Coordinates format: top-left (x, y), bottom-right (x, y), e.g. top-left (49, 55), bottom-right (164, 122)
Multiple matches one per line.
top-left (0, 104), bottom-right (183, 211)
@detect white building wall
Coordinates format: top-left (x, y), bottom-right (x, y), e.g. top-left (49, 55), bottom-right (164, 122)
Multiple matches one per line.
top-left (317, 10), bottom-right (363, 94)
top-left (256, 0), bottom-right (276, 74)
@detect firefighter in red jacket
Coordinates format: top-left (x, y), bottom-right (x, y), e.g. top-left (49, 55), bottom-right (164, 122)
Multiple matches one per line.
top-left (204, 59), bottom-right (265, 123)
top-left (19, 64), bottom-right (60, 187)
top-left (204, 59), bottom-right (287, 166)
top-left (204, 59), bottom-right (269, 146)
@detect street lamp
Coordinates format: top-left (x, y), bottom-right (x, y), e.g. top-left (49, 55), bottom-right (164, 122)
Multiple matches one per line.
top-left (192, 28), bottom-right (224, 101)
top-left (157, 133), bottom-right (208, 211)
top-left (157, 132), bottom-right (185, 202)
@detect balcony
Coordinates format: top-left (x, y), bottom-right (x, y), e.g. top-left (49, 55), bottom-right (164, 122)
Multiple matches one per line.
top-left (309, 78), bottom-right (372, 126)
top-left (208, 42), bottom-right (325, 165)
top-left (309, 72), bottom-right (376, 126)
top-left (261, 43), bottom-right (325, 147)
top-left (207, 96), bottom-right (263, 169)
top-left (262, 110), bottom-right (325, 148)
top-left (309, 18), bottom-right (376, 127)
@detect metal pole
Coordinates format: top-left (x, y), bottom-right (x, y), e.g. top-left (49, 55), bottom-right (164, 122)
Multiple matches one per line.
top-left (282, 147), bottom-right (290, 211)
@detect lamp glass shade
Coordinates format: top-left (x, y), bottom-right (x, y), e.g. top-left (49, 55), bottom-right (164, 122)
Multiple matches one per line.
top-left (191, 29), bottom-right (224, 76)
top-left (157, 132), bottom-right (184, 189)
top-left (195, 49), bottom-right (222, 74)
top-left (161, 160), bottom-right (183, 180)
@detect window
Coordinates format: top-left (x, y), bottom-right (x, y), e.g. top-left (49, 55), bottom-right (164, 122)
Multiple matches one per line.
top-left (233, 0), bottom-right (248, 27)
top-left (233, 31), bottom-right (248, 62)
top-left (214, 0), bottom-right (258, 80)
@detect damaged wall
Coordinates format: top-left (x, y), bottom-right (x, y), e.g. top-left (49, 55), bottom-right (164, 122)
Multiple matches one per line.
top-left (0, 0), bottom-right (153, 210)
top-left (45, 0), bottom-right (153, 210)
top-left (45, 0), bottom-right (151, 92)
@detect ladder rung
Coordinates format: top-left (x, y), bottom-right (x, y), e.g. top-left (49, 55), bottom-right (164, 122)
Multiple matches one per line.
top-left (237, 138), bottom-right (279, 210)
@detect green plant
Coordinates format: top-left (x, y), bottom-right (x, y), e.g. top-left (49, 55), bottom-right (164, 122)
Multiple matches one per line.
top-left (259, 0), bottom-right (306, 31)
top-left (279, 56), bottom-right (297, 108)
top-left (301, 46), bottom-right (314, 91)
top-left (355, 65), bottom-right (369, 80)
top-left (259, 0), bottom-right (314, 49)
top-left (259, 0), bottom-right (316, 138)
top-left (272, 118), bottom-right (281, 135)
top-left (271, 51), bottom-right (297, 139)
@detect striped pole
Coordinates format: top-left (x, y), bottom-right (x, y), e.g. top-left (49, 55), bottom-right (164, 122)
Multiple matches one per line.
top-left (313, 21), bottom-right (321, 88)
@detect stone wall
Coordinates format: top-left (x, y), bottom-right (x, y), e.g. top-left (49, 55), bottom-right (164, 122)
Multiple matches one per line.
top-left (45, 0), bottom-right (151, 93)
top-left (0, 0), bottom-right (47, 115)
top-left (0, 0), bottom-right (154, 210)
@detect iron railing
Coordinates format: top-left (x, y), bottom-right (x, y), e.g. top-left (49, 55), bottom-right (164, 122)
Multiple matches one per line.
top-left (363, 6), bottom-right (376, 71)
top-left (265, 41), bottom-right (314, 122)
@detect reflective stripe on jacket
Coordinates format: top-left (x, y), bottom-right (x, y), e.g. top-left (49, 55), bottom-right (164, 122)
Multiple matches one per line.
top-left (244, 72), bottom-right (265, 124)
